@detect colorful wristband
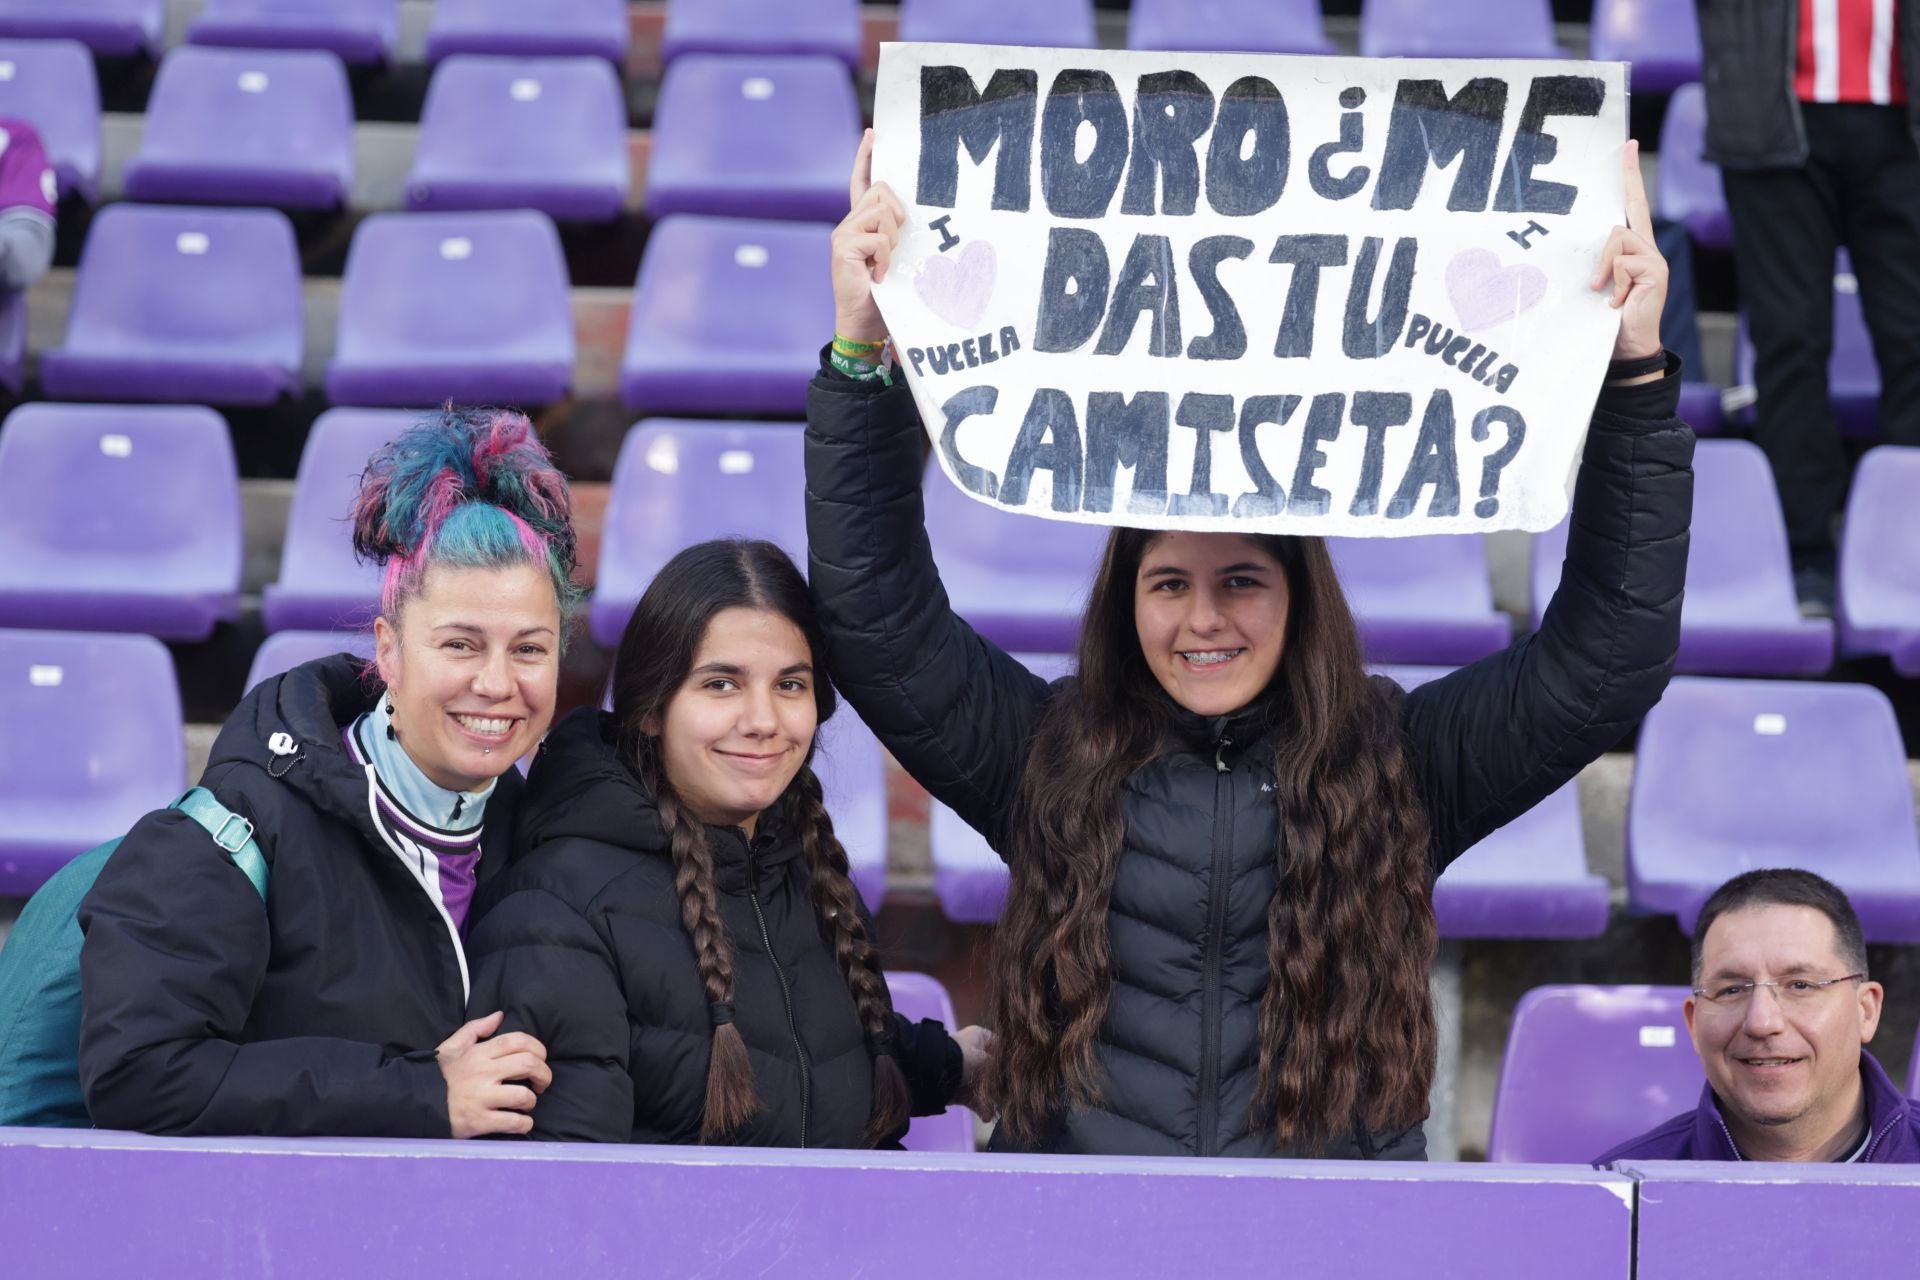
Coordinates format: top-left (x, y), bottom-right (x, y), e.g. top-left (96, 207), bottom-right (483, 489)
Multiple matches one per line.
top-left (832, 334), bottom-right (887, 359)
top-left (829, 348), bottom-right (893, 386)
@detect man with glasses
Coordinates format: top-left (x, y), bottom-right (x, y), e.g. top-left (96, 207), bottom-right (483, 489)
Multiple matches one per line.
top-left (1598, 868), bottom-right (1919, 1163)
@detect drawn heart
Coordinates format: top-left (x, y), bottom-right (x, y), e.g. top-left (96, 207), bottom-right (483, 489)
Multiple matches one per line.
top-left (1446, 249), bottom-right (1549, 333)
top-left (914, 239), bottom-right (996, 330)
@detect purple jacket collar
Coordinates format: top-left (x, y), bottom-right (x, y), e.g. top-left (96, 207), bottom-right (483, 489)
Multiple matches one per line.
top-left (1599, 1050), bottom-right (1920, 1164)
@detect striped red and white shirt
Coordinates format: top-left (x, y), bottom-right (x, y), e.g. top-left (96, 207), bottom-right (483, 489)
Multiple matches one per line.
top-left (1798, 0), bottom-right (1907, 104)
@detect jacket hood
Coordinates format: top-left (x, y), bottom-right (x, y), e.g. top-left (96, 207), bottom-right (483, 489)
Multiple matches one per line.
top-left (516, 707), bottom-right (799, 892)
top-left (207, 653), bottom-right (387, 837)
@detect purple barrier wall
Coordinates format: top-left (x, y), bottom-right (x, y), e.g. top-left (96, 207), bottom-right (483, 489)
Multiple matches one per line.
top-left (1624, 1160), bottom-right (1920, 1277)
top-left (0, 1129), bottom-right (1633, 1278)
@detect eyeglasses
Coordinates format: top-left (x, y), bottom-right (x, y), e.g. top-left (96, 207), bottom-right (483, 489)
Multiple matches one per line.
top-left (1691, 974), bottom-right (1866, 1008)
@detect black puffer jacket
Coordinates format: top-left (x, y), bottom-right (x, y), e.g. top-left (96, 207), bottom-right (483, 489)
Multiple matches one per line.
top-left (465, 708), bottom-right (962, 1146)
top-left (1697, 0), bottom-right (1920, 168)
top-left (78, 655), bottom-right (510, 1137)
top-left (805, 364), bottom-right (1693, 1158)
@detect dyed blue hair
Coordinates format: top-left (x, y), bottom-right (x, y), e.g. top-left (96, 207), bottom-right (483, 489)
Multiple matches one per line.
top-left (351, 407), bottom-right (582, 640)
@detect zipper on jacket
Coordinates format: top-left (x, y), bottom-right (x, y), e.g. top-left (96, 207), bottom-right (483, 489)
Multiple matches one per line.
top-left (745, 838), bottom-right (812, 1148)
top-left (1197, 732), bottom-right (1234, 1157)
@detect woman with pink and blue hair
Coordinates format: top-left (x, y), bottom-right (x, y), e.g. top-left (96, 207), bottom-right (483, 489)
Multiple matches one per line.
top-left (77, 408), bottom-right (579, 1139)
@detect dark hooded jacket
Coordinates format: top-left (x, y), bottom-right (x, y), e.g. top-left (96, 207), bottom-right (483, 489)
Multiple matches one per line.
top-left (464, 708), bottom-right (962, 1146)
top-left (77, 655), bottom-right (514, 1137)
top-left (1597, 1050), bottom-right (1920, 1164)
top-left (804, 361), bottom-right (1693, 1158)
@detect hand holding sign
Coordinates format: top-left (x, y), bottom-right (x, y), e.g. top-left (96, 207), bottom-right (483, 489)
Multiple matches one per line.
top-left (867, 44), bottom-right (1636, 536)
top-left (833, 128), bottom-right (908, 346)
top-left (1589, 140), bottom-right (1667, 363)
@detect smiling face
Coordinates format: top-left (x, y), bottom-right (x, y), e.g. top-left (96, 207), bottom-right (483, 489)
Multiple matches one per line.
top-left (1132, 532), bottom-right (1292, 716)
top-left (655, 606), bottom-right (817, 838)
top-left (374, 561), bottom-right (561, 793)
top-left (1685, 904), bottom-right (1883, 1159)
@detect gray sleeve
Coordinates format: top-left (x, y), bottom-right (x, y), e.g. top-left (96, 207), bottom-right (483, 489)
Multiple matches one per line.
top-left (0, 209), bottom-right (54, 290)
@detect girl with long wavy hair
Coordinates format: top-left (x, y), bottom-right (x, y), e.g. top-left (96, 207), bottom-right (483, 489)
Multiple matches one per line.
top-left (803, 134), bottom-right (1694, 1157)
top-left (467, 539), bottom-right (991, 1144)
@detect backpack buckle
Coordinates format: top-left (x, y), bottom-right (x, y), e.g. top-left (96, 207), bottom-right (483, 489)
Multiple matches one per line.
top-left (210, 812), bottom-right (255, 855)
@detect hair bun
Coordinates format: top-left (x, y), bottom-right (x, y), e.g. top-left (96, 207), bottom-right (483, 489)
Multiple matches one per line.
top-left (350, 407), bottom-right (576, 577)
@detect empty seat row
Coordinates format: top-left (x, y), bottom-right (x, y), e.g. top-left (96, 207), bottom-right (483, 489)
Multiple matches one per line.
top-left (14, 39), bottom-right (854, 224)
top-left (32, 203), bottom-right (575, 407)
top-left (9, 403), bottom-right (1918, 685)
top-left (0, 0), bottom-right (627, 65)
top-left (36, 203), bottom-right (840, 413)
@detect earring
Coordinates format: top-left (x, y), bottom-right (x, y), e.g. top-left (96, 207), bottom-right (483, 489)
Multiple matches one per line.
top-left (384, 696), bottom-right (398, 741)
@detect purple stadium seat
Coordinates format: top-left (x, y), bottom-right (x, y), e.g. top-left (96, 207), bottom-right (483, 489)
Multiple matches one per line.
top-left (1488, 985), bottom-right (1703, 1163)
top-left (620, 215), bottom-right (830, 415)
top-left (1677, 381), bottom-right (1724, 436)
top-left (1588, 0), bottom-right (1701, 93)
top-left (0, 629), bottom-right (185, 895)
top-left (1531, 439), bottom-right (1833, 676)
top-left (813, 708), bottom-right (888, 913)
top-left (407, 56), bottom-right (628, 221)
top-left (897, 0), bottom-right (1096, 47)
top-left (1657, 84), bottom-right (1731, 251)
top-left (0, 38), bottom-right (100, 202)
top-left (924, 466), bottom-right (1108, 654)
top-left (262, 408), bottom-right (420, 634)
top-left (245, 629), bottom-right (373, 693)
top-left (187, 0), bottom-right (398, 65)
top-left (0, 403), bottom-right (242, 639)
top-left (928, 651), bottom-right (1073, 924)
top-left (646, 54), bottom-right (860, 223)
top-left (123, 45), bottom-right (354, 210)
top-left (591, 421), bottom-right (806, 646)
top-left (1360, 0), bottom-right (1561, 58)
top-left (1838, 446), bottom-right (1920, 674)
top-left (1381, 666), bottom-right (1609, 939)
top-left (41, 205), bottom-right (303, 405)
top-left (1327, 536), bottom-right (1511, 666)
top-left (1128, 0), bottom-right (1334, 53)
top-left (659, 0), bottom-right (862, 68)
top-left (425, 0), bottom-right (628, 65)
top-left (0, 288), bottom-right (22, 392)
top-left (1628, 676), bottom-right (1920, 941)
top-left (327, 211), bottom-right (574, 409)
top-left (887, 971), bottom-right (977, 1152)
top-left (0, 0), bottom-right (162, 57)
top-left (1437, 781), bottom-right (1606, 938)
top-left (1734, 252), bottom-right (1881, 437)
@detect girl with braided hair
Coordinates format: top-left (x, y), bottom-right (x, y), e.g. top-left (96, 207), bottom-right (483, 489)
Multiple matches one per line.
top-left (79, 408), bottom-right (578, 1138)
top-left (467, 539), bottom-right (990, 1145)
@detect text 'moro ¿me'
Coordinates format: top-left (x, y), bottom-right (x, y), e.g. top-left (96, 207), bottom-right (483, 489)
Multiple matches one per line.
top-left (870, 44), bottom-right (1629, 538)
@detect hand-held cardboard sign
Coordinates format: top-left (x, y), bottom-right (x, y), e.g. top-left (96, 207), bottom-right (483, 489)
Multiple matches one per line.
top-left (869, 44), bottom-right (1628, 535)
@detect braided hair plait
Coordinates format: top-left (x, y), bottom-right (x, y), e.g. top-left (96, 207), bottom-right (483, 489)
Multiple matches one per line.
top-left (787, 765), bottom-right (909, 1145)
top-left (652, 779), bottom-right (759, 1140)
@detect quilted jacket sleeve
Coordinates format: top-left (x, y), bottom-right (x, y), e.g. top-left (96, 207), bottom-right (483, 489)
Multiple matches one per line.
top-left (1401, 367), bottom-right (1694, 873)
top-left (465, 874), bottom-right (637, 1143)
top-left (805, 364), bottom-right (1056, 851)
top-left (78, 791), bottom-right (450, 1138)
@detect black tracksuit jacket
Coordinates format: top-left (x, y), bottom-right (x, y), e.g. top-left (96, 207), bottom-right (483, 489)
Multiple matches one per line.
top-left (804, 363), bottom-right (1693, 1157)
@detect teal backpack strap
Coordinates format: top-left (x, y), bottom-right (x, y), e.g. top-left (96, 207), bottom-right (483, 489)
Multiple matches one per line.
top-left (173, 787), bottom-right (269, 902)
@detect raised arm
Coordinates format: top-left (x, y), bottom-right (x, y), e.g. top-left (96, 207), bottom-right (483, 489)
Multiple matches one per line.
top-left (806, 130), bottom-right (1055, 845)
top-left (1403, 141), bottom-right (1694, 870)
